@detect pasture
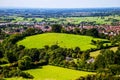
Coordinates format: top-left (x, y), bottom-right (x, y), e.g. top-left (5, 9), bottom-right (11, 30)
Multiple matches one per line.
top-left (17, 33), bottom-right (108, 50)
top-left (90, 47), bottom-right (118, 58)
top-left (25, 65), bottom-right (95, 80)
top-left (5, 65), bottom-right (95, 80)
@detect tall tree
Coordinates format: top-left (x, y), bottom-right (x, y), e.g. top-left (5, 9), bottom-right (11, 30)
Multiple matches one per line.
top-left (51, 24), bottom-right (62, 33)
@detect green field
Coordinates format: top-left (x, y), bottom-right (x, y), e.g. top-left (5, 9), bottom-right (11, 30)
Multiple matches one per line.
top-left (25, 65), bottom-right (95, 80)
top-left (64, 15), bottom-right (120, 25)
top-left (90, 47), bottom-right (118, 58)
top-left (2, 15), bottom-right (120, 25)
top-left (5, 65), bottom-right (95, 80)
top-left (17, 33), bottom-right (108, 50)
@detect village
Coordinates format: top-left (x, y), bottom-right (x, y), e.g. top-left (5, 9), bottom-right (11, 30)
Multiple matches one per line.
top-left (0, 21), bottom-right (120, 37)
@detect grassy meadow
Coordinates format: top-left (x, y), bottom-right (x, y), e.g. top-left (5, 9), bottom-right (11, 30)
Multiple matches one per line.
top-left (25, 65), bottom-right (95, 80)
top-left (5, 65), bottom-right (95, 80)
top-left (90, 47), bottom-right (118, 58)
top-left (17, 33), bottom-right (108, 50)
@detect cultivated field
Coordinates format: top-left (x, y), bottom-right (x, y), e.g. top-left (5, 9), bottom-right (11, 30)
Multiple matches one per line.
top-left (17, 33), bottom-right (108, 50)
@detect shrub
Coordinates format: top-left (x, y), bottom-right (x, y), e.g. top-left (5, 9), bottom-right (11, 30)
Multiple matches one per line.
top-left (1, 66), bottom-right (34, 79)
top-left (0, 58), bottom-right (8, 64)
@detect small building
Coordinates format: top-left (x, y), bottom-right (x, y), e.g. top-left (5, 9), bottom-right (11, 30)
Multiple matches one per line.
top-left (66, 57), bottom-right (73, 61)
top-left (87, 58), bottom-right (95, 64)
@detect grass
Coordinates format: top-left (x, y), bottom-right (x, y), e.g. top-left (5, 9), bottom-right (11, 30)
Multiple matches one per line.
top-left (90, 47), bottom-right (118, 58)
top-left (5, 65), bottom-right (95, 80)
top-left (0, 64), bottom-right (10, 67)
top-left (5, 77), bottom-right (24, 80)
top-left (17, 33), bottom-right (108, 50)
top-left (25, 65), bottom-right (95, 80)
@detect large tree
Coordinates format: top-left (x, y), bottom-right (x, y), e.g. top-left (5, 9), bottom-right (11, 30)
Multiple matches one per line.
top-left (18, 56), bottom-right (32, 70)
top-left (86, 28), bottom-right (99, 37)
top-left (51, 24), bottom-right (62, 33)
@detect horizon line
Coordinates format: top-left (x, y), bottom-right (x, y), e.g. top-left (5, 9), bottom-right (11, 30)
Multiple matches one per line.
top-left (0, 7), bottom-right (120, 9)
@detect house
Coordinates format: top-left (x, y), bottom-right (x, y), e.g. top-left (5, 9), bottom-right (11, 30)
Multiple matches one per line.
top-left (66, 57), bottom-right (73, 61)
top-left (87, 58), bottom-right (95, 64)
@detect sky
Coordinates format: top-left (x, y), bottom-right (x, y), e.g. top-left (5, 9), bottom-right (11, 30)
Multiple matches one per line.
top-left (0, 0), bottom-right (120, 8)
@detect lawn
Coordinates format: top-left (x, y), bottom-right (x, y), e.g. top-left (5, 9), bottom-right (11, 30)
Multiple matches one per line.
top-left (17, 33), bottom-right (108, 50)
top-left (90, 47), bottom-right (118, 58)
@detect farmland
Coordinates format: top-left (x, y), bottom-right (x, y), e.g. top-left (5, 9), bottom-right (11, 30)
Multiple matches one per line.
top-left (5, 65), bottom-right (95, 80)
top-left (3, 15), bottom-right (120, 25)
top-left (90, 47), bottom-right (118, 58)
top-left (44, 15), bottom-right (120, 25)
top-left (25, 65), bottom-right (95, 80)
top-left (17, 33), bottom-right (108, 50)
